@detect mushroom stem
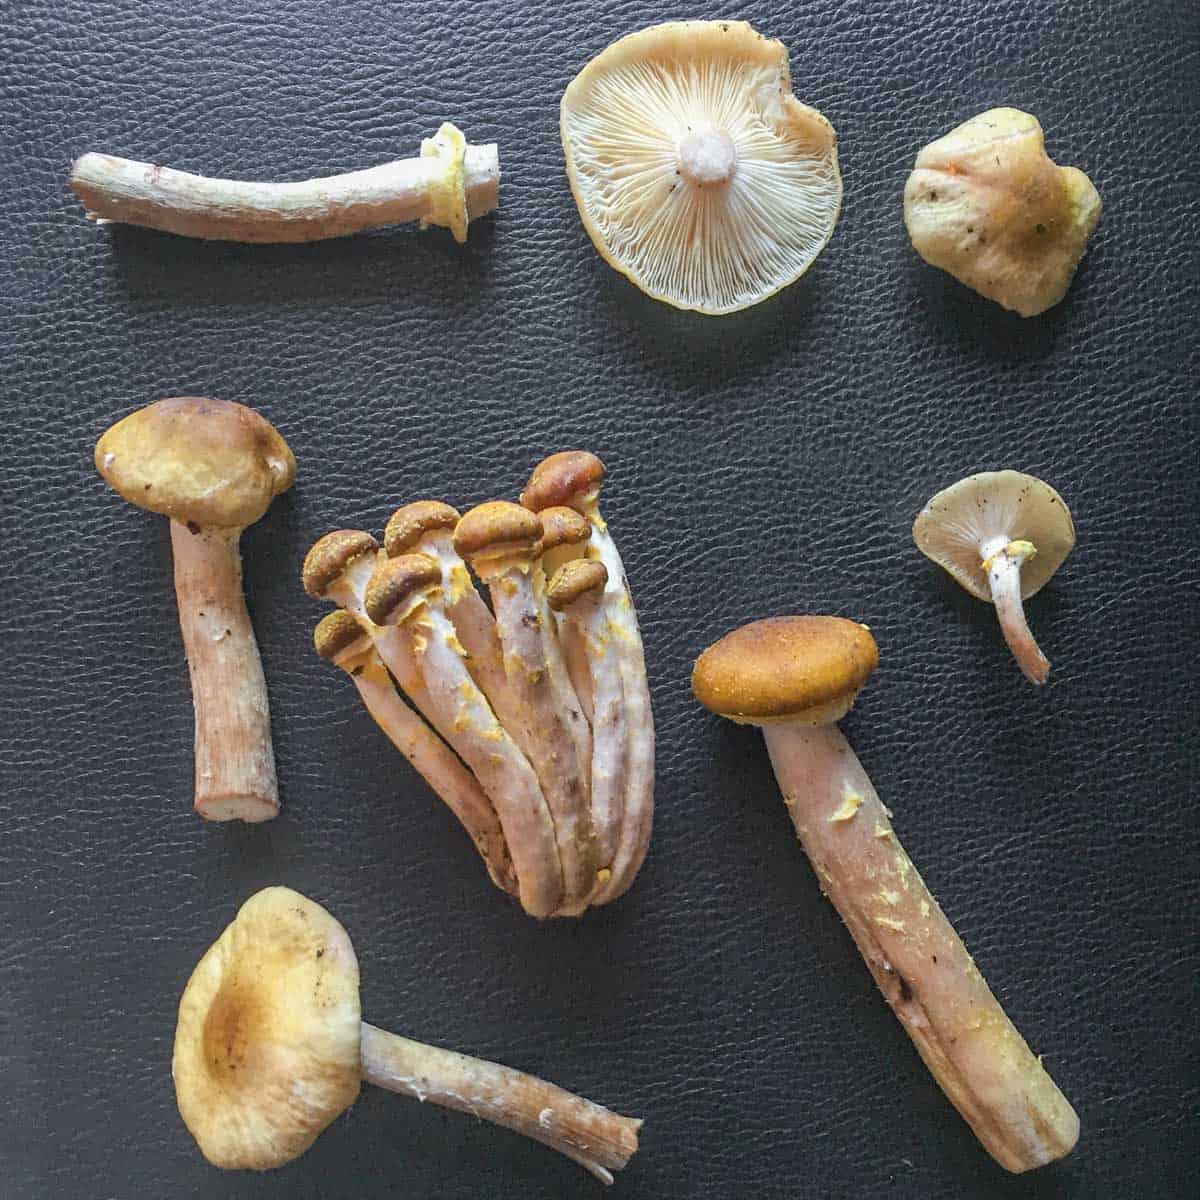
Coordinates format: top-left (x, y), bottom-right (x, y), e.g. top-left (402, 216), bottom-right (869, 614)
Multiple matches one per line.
top-left (359, 1022), bottom-right (641, 1184)
top-left (985, 541), bottom-right (1050, 685)
top-left (761, 721), bottom-right (1079, 1173)
top-left (71, 133), bottom-right (499, 244)
top-left (170, 520), bottom-right (278, 822)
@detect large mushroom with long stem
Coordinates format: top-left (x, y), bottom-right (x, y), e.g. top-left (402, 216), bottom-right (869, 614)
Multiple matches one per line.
top-left (521, 452), bottom-right (654, 905)
top-left (913, 471), bottom-right (1076, 685)
top-left (313, 610), bottom-right (515, 896)
top-left (95, 397), bottom-right (295, 822)
top-left (173, 887), bottom-right (641, 1180)
top-left (692, 616), bottom-right (1079, 1172)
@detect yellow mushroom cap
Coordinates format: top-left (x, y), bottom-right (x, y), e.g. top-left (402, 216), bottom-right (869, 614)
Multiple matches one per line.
top-left (913, 470), bottom-right (1076, 602)
top-left (172, 887), bottom-right (362, 1170)
top-left (95, 397), bottom-right (295, 530)
top-left (560, 20), bottom-right (842, 315)
top-left (904, 108), bottom-right (1102, 317)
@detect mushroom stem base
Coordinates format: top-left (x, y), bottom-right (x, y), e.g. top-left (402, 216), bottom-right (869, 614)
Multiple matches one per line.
top-left (762, 722), bottom-right (1078, 1172)
top-left (359, 1022), bottom-right (640, 1184)
top-left (171, 520), bottom-right (278, 821)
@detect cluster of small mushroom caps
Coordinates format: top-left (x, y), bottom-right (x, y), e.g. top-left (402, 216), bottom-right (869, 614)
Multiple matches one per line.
top-left (70, 20), bottom-right (1100, 318)
top-left (303, 451), bottom-right (655, 920)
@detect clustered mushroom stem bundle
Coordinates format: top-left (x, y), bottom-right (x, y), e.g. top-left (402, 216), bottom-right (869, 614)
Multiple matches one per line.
top-left (693, 617), bottom-right (1079, 1173)
top-left (71, 124), bottom-right (499, 244)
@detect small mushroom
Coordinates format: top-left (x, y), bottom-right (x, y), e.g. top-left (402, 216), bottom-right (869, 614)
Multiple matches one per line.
top-left (173, 887), bottom-right (641, 1179)
top-left (95, 397), bottom-right (295, 821)
top-left (904, 108), bottom-right (1101, 316)
top-left (72, 124), bottom-right (499, 244)
top-left (521, 452), bottom-right (655, 905)
top-left (537, 506), bottom-right (596, 720)
top-left (560, 20), bottom-right (842, 314)
top-left (364, 553), bottom-right (563, 919)
top-left (454, 503), bottom-right (598, 914)
top-left (313, 611), bottom-right (515, 896)
top-left (692, 616), bottom-right (1079, 1172)
top-left (913, 471), bottom-right (1076, 685)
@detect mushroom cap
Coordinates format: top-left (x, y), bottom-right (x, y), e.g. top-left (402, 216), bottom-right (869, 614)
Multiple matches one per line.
top-left (95, 397), bottom-right (295, 530)
top-left (302, 530), bottom-right (380, 598)
top-left (913, 470), bottom-right (1076, 602)
top-left (521, 452), bottom-right (606, 513)
top-left (172, 887), bottom-right (361, 1171)
top-left (384, 500), bottom-right (461, 558)
top-left (547, 559), bottom-right (609, 611)
top-left (314, 610), bottom-right (372, 665)
top-left (904, 108), bottom-right (1102, 317)
top-left (538, 506), bottom-right (593, 554)
top-left (560, 20), bottom-right (842, 315)
top-left (363, 553), bottom-right (442, 626)
top-left (453, 501), bottom-right (543, 564)
top-left (692, 616), bottom-right (878, 725)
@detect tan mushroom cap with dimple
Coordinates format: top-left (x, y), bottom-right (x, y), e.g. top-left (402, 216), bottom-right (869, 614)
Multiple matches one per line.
top-left (363, 553), bottom-right (442, 626)
top-left (314, 609), bottom-right (372, 664)
top-left (302, 530), bottom-right (380, 598)
top-left (95, 397), bottom-right (296, 530)
top-left (384, 501), bottom-right (461, 558)
top-left (172, 887), bottom-right (362, 1171)
top-left (520, 452), bottom-right (606, 513)
top-left (692, 616), bottom-right (879, 726)
top-left (547, 559), bottom-right (609, 611)
top-left (453, 501), bottom-right (544, 563)
top-left (561, 20), bottom-right (842, 315)
top-left (913, 470), bottom-right (1076, 602)
top-left (538, 506), bottom-right (593, 554)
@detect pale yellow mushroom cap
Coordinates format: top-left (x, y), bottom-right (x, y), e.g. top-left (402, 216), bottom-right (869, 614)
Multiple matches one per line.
top-left (172, 887), bottom-right (362, 1170)
top-left (561, 20), bottom-right (842, 315)
top-left (904, 108), bottom-right (1101, 317)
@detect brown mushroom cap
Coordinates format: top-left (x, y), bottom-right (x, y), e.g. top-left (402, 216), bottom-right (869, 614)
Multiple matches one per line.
top-left (547, 559), bottom-right (609, 611)
top-left (302, 530), bottom-right (380, 598)
top-left (692, 616), bottom-right (878, 725)
top-left (453, 501), bottom-right (543, 564)
top-left (363, 553), bottom-right (442, 626)
top-left (539, 506), bottom-right (593, 554)
top-left (520, 452), bottom-right (606, 513)
top-left (913, 470), bottom-right (1076, 602)
top-left (384, 501), bottom-right (461, 558)
top-left (95, 397), bottom-right (295, 530)
top-left (172, 887), bottom-right (361, 1170)
top-left (314, 610), bottom-right (372, 665)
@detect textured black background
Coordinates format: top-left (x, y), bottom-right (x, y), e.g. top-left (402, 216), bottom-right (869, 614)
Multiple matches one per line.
top-left (1, 1), bottom-right (1197, 1197)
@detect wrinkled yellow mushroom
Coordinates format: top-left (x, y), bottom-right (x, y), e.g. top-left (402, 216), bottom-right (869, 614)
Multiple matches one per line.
top-left (904, 108), bottom-right (1101, 316)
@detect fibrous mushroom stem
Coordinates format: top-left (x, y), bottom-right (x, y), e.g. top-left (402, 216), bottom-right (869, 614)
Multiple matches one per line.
top-left (71, 137), bottom-right (499, 243)
top-left (359, 1023), bottom-right (641, 1184)
top-left (346, 654), bottom-right (516, 896)
top-left (986, 541), bottom-right (1050, 685)
top-left (762, 722), bottom-right (1079, 1173)
top-left (169, 520), bottom-right (277, 821)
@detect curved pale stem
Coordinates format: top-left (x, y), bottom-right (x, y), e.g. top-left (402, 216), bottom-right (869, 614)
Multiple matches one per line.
top-left (762, 722), bottom-right (1079, 1173)
top-left (170, 520), bottom-right (277, 822)
top-left (359, 1023), bottom-right (641, 1184)
top-left (986, 544), bottom-right (1050, 685)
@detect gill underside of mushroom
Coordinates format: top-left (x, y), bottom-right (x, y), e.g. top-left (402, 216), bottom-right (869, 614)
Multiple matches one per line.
top-left (985, 542), bottom-right (1050, 685)
top-left (359, 1023), bottom-right (641, 1184)
top-left (71, 131), bottom-right (499, 243)
top-left (170, 520), bottom-right (278, 822)
top-left (763, 722), bottom-right (1079, 1173)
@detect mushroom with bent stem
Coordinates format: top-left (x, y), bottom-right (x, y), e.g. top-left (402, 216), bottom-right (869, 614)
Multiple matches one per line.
top-left (173, 887), bottom-right (641, 1180)
top-left (691, 616), bottom-right (1079, 1173)
top-left (94, 397), bottom-right (295, 822)
top-left (313, 610), bottom-right (515, 896)
top-left (72, 124), bottom-right (499, 244)
top-left (913, 470), bottom-right (1076, 685)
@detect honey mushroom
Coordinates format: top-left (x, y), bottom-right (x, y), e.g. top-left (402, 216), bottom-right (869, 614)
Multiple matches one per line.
top-left (521, 453), bottom-right (654, 905)
top-left (363, 553), bottom-right (563, 920)
top-left (313, 611), bottom-right (515, 897)
top-left (453, 503), bottom-right (599, 915)
top-left (94, 397), bottom-right (295, 822)
top-left (173, 888), bottom-right (641, 1181)
top-left (692, 616), bottom-right (1079, 1172)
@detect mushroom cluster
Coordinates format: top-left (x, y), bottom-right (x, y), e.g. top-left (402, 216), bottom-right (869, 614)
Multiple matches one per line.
top-left (303, 451), bottom-right (655, 918)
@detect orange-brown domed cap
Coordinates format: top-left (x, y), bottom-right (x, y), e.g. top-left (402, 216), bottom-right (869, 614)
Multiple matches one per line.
top-left (363, 553), bottom-right (441, 625)
top-left (302, 530), bottom-right (379, 598)
top-left (546, 559), bottom-right (608, 611)
top-left (538, 506), bottom-right (592, 554)
top-left (692, 616), bottom-right (878, 725)
top-left (520, 452), bottom-right (606, 513)
top-left (384, 501), bottom-right (461, 558)
top-left (453, 501), bottom-right (543, 563)
top-left (313, 611), bottom-right (371, 664)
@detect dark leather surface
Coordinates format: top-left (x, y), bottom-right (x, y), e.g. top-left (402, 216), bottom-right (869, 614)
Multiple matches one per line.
top-left (2, 1), bottom-right (1197, 1196)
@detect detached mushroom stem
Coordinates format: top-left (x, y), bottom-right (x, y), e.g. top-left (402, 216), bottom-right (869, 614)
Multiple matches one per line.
top-left (984, 540), bottom-right (1049, 685)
